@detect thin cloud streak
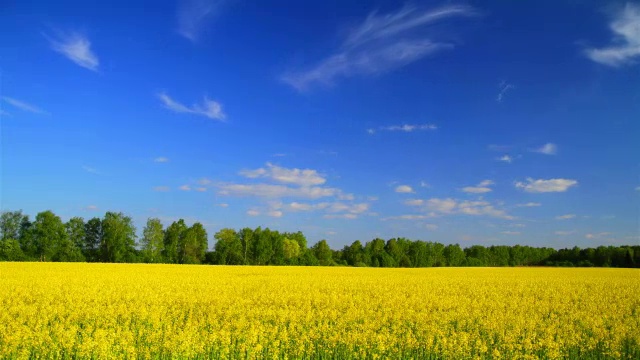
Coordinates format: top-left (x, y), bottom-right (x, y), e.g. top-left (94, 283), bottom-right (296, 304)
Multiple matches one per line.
top-left (1, 97), bottom-right (48, 115)
top-left (368, 123), bottom-right (437, 134)
top-left (45, 31), bottom-right (99, 71)
top-left (158, 92), bottom-right (226, 121)
top-left (177, 0), bottom-right (225, 42)
top-left (282, 4), bottom-right (477, 90)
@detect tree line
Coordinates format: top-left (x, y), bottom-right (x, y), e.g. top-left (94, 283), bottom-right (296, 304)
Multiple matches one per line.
top-left (1, 210), bottom-right (638, 268)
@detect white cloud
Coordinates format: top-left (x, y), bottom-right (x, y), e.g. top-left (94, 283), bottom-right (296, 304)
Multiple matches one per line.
top-left (420, 181), bottom-right (430, 188)
top-left (158, 92), bottom-right (226, 121)
top-left (84, 205), bottom-right (99, 211)
top-left (410, 197), bottom-right (514, 219)
top-left (515, 178), bottom-right (578, 193)
top-left (195, 187), bottom-right (207, 192)
top-left (372, 124), bottom-right (438, 133)
top-left (585, 3), bottom-right (640, 67)
top-left (46, 31), bottom-right (99, 71)
top-left (1, 97), bottom-right (47, 115)
top-left (497, 155), bottom-right (513, 163)
top-left (198, 178), bottom-right (213, 185)
top-left (423, 224), bottom-right (438, 230)
top-left (267, 210), bottom-right (283, 218)
top-left (216, 203), bottom-right (228, 207)
top-left (177, 0), bottom-right (224, 42)
top-left (404, 199), bottom-right (424, 206)
top-left (585, 232), bottom-right (612, 239)
top-left (496, 81), bottom-right (514, 102)
top-left (555, 214), bottom-right (576, 220)
top-left (246, 209), bottom-right (260, 216)
top-left (395, 185), bottom-right (414, 193)
top-left (533, 143), bottom-right (557, 155)
top-left (218, 183), bottom-right (342, 199)
top-left (382, 214), bottom-right (432, 220)
top-left (501, 231), bottom-right (520, 235)
top-left (426, 198), bottom-right (458, 213)
top-left (282, 4), bottom-right (477, 90)
top-left (462, 186), bottom-right (492, 194)
top-left (324, 214), bottom-right (358, 220)
top-left (555, 230), bottom-right (575, 236)
top-left (239, 163), bottom-right (326, 186)
top-left (462, 179), bottom-right (495, 194)
top-left (153, 186), bottom-right (170, 192)
top-left (179, 185), bottom-right (192, 191)
top-left (278, 201), bottom-right (370, 217)
top-left (516, 202), bottom-right (541, 207)
top-left (154, 157), bottom-right (169, 163)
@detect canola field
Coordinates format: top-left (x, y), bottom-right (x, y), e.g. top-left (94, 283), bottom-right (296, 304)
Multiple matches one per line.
top-left (0, 263), bottom-right (638, 359)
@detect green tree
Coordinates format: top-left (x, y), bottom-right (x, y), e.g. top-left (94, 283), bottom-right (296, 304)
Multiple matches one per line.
top-left (283, 238), bottom-right (301, 263)
top-left (32, 210), bottom-right (67, 261)
top-left (190, 222), bottom-right (208, 263)
top-left (1, 210), bottom-right (27, 241)
top-left (214, 228), bottom-right (243, 265)
top-left (444, 244), bottom-right (466, 266)
top-left (84, 217), bottom-right (102, 262)
top-left (163, 220), bottom-right (186, 264)
top-left (66, 217), bottom-right (86, 252)
top-left (312, 239), bottom-right (333, 266)
top-left (179, 223), bottom-right (207, 264)
top-left (101, 212), bottom-right (137, 263)
top-left (0, 239), bottom-right (25, 261)
top-left (141, 218), bottom-right (164, 263)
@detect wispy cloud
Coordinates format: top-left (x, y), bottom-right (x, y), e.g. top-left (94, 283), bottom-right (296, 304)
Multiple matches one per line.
top-left (154, 157), bottom-right (170, 163)
top-left (555, 214), bottom-right (576, 220)
top-left (282, 4), bottom-right (477, 90)
top-left (246, 209), bottom-right (260, 216)
top-left (497, 155), bottom-right (513, 163)
top-left (515, 202), bottom-right (541, 207)
top-left (84, 205), bottom-right (99, 211)
top-left (496, 80), bottom-right (514, 102)
top-left (395, 185), bottom-right (415, 193)
top-left (406, 197), bottom-right (514, 220)
top-left (158, 92), bottom-right (226, 121)
top-left (515, 178), bottom-right (577, 193)
top-left (367, 123), bottom-right (437, 134)
top-left (382, 214), bottom-right (432, 221)
top-left (501, 231), bottom-right (520, 235)
top-left (555, 230), bottom-right (576, 236)
top-left (177, 0), bottom-right (225, 42)
top-left (179, 185), bottom-right (192, 191)
top-left (153, 186), bottom-right (170, 192)
top-left (82, 165), bottom-right (100, 175)
top-left (45, 31), bottom-right (99, 71)
top-left (1, 97), bottom-right (48, 115)
top-left (216, 203), bottom-right (229, 208)
top-left (532, 143), bottom-right (557, 155)
top-left (239, 162), bottom-right (326, 186)
top-left (462, 179), bottom-right (495, 194)
top-left (585, 232), bottom-right (612, 239)
top-left (585, 3), bottom-right (640, 66)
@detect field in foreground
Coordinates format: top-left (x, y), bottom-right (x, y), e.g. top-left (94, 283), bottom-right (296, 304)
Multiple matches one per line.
top-left (0, 264), bottom-right (638, 359)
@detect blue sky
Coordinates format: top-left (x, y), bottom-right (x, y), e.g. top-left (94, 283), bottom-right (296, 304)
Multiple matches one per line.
top-left (1, 0), bottom-right (639, 249)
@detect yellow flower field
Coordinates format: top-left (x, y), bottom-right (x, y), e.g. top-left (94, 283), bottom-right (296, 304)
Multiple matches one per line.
top-left (0, 263), bottom-right (638, 359)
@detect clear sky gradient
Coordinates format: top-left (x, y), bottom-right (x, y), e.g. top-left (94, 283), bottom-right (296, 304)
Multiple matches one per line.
top-left (1, 0), bottom-right (639, 249)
